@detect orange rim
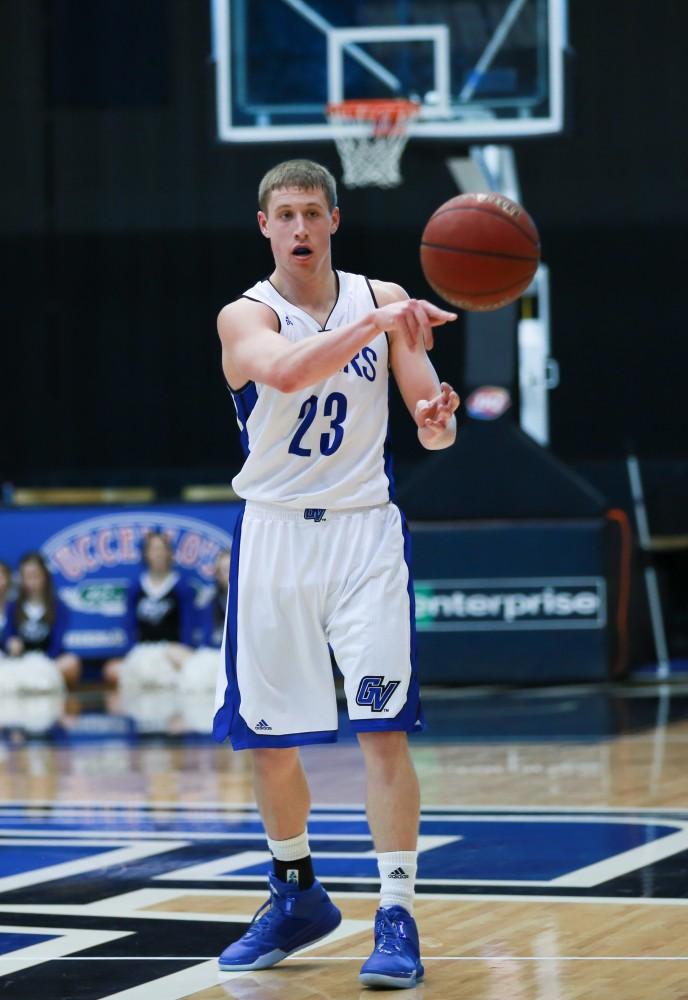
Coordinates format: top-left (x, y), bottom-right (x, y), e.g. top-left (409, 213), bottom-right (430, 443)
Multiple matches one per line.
top-left (326, 99), bottom-right (421, 123)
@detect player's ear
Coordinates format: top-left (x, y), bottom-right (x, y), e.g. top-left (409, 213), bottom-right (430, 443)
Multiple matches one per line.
top-left (330, 206), bottom-right (340, 234)
top-left (257, 211), bottom-right (270, 239)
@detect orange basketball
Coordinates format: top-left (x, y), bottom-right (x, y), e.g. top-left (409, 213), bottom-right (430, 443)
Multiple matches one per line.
top-left (420, 193), bottom-right (541, 311)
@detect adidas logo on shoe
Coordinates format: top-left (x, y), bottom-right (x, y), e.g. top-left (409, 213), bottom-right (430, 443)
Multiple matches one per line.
top-left (254, 719), bottom-right (272, 731)
top-left (388, 867), bottom-right (409, 879)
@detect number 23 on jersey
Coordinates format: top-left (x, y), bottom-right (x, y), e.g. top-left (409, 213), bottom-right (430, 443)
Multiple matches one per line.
top-left (288, 392), bottom-right (348, 457)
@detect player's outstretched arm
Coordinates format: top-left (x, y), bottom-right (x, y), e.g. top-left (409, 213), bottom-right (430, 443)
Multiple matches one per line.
top-left (217, 294), bottom-right (455, 394)
top-left (375, 280), bottom-right (460, 451)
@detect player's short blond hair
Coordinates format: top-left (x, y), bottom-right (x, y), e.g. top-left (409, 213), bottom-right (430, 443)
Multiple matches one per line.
top-left (258, 159), bottom-right (338, 214)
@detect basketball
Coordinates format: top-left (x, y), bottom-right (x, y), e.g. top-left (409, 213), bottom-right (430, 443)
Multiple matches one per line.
top-left (420, 192), bottom-right (541, 311)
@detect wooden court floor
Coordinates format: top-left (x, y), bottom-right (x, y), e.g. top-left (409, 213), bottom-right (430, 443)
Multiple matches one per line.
top-left (1, 684), bottom-right (688, 999)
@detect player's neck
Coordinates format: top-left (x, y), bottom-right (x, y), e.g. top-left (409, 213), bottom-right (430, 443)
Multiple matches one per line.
top-left (269, 265), bottom-right (338, 325)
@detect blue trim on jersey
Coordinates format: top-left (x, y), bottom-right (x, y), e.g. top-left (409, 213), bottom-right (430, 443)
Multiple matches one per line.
top-left (349, 506), bottom-right (424, 735)
top-left (212, 504), bottom-right (245, 743)
top-left (383, 390), bottom-right (396, 501)
top-left (229, 382), bottom-right (259, 457)
top-left (364, 274), bottom-right (379, 309)
top-left (318, 270), bottom-right (340, 330)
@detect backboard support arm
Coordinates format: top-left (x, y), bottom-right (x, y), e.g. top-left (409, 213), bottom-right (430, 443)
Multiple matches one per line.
top-left (446, 147), bottom-right (556, 448)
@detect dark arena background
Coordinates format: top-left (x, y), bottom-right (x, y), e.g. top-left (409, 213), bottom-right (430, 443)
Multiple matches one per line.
top-left (1, 2), bottom-right (688, 999)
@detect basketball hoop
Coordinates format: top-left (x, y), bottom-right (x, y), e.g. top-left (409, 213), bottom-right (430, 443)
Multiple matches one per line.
top-left (326, 99), bottom-right (420, 189)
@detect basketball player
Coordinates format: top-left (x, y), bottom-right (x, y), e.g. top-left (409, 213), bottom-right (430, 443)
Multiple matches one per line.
top-left (213, 160), bottom-right (459, 989)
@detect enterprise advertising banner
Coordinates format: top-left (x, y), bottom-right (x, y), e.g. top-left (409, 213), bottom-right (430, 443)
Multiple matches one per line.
top-left (414, 577), bottom-right (606, 631)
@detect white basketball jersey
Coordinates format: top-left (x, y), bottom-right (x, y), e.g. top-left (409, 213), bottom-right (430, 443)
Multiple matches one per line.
top-left (229, 271), bottom-right (393, 510)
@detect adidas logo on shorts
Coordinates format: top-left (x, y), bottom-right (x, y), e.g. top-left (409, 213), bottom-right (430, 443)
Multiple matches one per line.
top-left (254, 719), bottom-right (272, 731)
top-left (388, 867), bottom-right (409, 879)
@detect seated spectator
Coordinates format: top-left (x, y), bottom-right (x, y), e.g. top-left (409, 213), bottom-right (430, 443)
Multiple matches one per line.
top-left (104, 530), bottom-right (193, 686)
top-left (202, 548), bottom-right (231, 648)
top-left (4, 552), bottom-right (81, 687)
top-left (0, 560), bottom-right (12, 651)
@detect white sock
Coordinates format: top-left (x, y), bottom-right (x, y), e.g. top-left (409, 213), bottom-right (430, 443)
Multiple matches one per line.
top-left (267, 830), bottom-right (310, 885)
top-left (266, 830), bottom-right (310, 862)
top-left (377, 851), bottom-right (417, 914)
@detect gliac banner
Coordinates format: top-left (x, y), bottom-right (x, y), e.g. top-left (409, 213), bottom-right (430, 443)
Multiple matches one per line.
top-left (0, 504), bottom-right (240, 657)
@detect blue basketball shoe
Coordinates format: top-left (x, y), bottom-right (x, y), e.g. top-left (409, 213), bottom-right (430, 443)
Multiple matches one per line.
top-left (218, 873), bottom-right (342, 972)
top-left (359, 906), bottom-right (424, 989)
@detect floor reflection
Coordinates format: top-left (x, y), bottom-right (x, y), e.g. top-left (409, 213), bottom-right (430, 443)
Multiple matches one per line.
top-left (1, 683), bottom-right (688, 997)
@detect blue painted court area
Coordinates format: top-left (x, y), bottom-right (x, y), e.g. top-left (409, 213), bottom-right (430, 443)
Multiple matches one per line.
top-left (0, 844), bottom-right (115, 878)
top-left (0, 931), bottom-right (57, 954)
top-left (418, 820), bottom-right (677, 880)
top-left (0, 807), bottom-right (683, 886)
top-left (224, 819), bottom-right (679, 882)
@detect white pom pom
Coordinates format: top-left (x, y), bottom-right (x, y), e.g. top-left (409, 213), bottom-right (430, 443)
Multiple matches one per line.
top-left (179, 692), bottom-right (216, 733)
top-left (1, 653), bottom-right (67, 695)
top-left (0, 657), bottom-right (24, 695)
top-left (119, 642), bottom-right (179, 689)
top-left (0, 692), bottom-right (65, 731)
top-left (178, 647), bottom-right (221, 693)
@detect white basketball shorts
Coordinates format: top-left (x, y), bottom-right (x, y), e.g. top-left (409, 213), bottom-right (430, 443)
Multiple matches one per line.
top-left (212, 500), bottom-right (423, 750)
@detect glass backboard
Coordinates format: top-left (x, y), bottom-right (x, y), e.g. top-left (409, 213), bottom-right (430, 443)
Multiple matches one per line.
top-left (211, 0), bottom-right (567, 142)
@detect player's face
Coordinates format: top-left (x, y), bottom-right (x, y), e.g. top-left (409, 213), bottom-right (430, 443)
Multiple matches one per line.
top-left (0, 567), bottom-right (10, 600)
top-left (258, 187), bottom-right (339, 272)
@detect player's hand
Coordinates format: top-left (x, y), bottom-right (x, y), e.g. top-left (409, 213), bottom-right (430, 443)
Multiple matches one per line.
top-left (374, 298), bottom-right (457, 350)
top-left (415, 382), bottom-right (460, 440)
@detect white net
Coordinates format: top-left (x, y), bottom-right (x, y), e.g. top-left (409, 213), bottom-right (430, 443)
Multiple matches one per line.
top-left (327, 100), bottom-right (420, 189)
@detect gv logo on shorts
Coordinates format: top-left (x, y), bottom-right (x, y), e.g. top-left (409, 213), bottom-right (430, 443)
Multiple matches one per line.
top-left (304, 508), bottom-right (326, 523)
top-left (356, 675), bottom-right (400, 712)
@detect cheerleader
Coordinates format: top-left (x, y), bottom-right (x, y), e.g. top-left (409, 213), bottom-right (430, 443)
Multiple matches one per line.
top-left (105, 531), bottom-right (193, 687)
top-left (4, 552), bottom-right (81, 687)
